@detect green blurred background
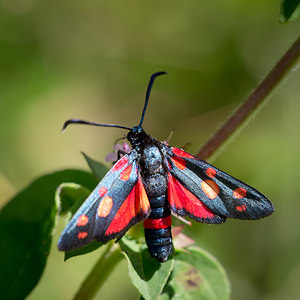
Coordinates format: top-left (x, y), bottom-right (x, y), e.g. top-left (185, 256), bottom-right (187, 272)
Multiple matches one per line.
top-left (1, 1), bottom-right (300, 299)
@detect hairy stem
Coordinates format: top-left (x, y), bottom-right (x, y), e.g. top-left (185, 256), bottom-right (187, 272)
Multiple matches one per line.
top-left (196, 34), bottom-right (300, 160)
top-left (74, 242), bottom-right (123, 300)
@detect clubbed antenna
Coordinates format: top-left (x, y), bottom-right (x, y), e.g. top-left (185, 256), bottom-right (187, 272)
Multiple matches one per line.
top-left (139, 71), bottom-right (167, 126)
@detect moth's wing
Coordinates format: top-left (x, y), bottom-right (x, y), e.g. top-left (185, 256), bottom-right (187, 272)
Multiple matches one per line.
top-left (58, 154), bottom-right (150, 251)
top-left (167, 172), bottom-right (225, 223)
top-left (165, 147), bottom-right (274, 221)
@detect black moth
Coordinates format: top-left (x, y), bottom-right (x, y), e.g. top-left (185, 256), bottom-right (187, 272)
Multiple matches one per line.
top-left (58, 72), bottom-right (274, 262)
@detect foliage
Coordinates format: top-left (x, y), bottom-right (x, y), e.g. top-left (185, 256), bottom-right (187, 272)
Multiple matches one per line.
top-left (0, 1), bottom-right (299, 299)
top-left (0, 170), bottom-right (98, 300)
top-left (280, 0), bottom-right (300, 23)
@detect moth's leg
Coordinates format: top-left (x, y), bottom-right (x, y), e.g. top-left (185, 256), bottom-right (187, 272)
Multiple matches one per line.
top-left (117, 150), bottom-right (127, 160)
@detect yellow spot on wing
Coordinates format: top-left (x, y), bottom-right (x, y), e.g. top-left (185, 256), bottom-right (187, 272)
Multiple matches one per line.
top-left (97, 196), bottom-right (113, 217)
top-left (201, 180), bottom-right (219, 199)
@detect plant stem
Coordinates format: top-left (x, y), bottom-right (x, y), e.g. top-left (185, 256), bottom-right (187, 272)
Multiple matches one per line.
top-left (196, 34), bottom-right (300, 160)
top-left (74, 242), bottom-right (123, 300)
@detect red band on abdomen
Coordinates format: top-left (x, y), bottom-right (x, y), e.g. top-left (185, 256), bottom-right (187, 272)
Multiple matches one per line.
top-left (143, 215), bottom-right (172, 229)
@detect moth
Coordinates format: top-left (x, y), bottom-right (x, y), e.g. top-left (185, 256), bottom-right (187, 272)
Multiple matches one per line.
top-left (58, 72), bottom-right (274, 262)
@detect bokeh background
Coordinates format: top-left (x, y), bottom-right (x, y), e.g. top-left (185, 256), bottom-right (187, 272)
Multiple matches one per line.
top-left (1, 1), bottom-right (300, 299)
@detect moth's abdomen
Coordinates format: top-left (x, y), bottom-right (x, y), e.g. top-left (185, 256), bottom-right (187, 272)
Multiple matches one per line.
top-left (143, 195), bottom-right (172, 262)
top-left (141, 143), bottom-right (172, 262)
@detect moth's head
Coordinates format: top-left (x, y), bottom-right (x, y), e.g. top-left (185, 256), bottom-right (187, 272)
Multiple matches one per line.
top-left (127, 126), bottom-right (147, 146)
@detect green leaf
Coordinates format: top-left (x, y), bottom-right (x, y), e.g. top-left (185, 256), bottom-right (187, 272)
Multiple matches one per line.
top-left (56, 182), bottom-right (92, 215)
top-left (65, 240), bottom-right (105, 261)
top-left (0, 169), bottom-right (98, 300)
top-left (119, 236), bottom-right (174, 300)
top-left (56, 155), bottom-right (108, 260)
top-left (160, 247), bottom-right (230, 300)
top-left (280, 0), bottom-right (300, 23)
top-left (81, 152), bottom-right (109, 179)
top-left (56, 182), bottom-right (105, 260)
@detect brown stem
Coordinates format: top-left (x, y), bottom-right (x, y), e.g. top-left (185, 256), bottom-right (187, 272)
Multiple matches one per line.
top-left (196, 34), bottom-right (300, 160)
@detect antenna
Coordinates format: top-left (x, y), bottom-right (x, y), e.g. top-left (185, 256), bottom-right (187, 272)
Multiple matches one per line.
top-left (139, 71), bottom-right (167, 126)
top-left (62, 119), bottom-right (131, 133)
top-left (62, 72), bottom-right (167, 133)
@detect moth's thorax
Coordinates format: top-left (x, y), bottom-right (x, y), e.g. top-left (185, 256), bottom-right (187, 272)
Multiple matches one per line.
top-left (141, 144), bottom-right (167, 198)
top-left (142, 145), bottom-right (162, 174)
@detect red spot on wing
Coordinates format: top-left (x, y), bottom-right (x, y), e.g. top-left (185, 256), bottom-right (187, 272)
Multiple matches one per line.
top-left (171, 156), bottom-right (186, 170)
top-left (167, 173), bottom-right (216, 219)
top-left (78, 232), bottom-right (88, 239)
top-left (98, 186), bottom-right (108, 197)
top-left (172, 147), bottom-right (194, 159)
top-left (236, 204), bottom-right (247, 212)
top-left (97, 196), bottom-right (113, 217)
top-left (120, 164), bottom-right (132, 181)
top-left (143, 216), bottom-right (172, 229)
top-left (77, 215), bottom-right (89, 226)
top-left (233, 187), bottom-right (247, 199)
top-left (201, 180), bottom-right (219, 199)
top-left (105, 176), bottom-right (150, 236)
top-left (111, 156), bottom-right (128, 172)
top-left (206, 167), bottom-right (216, 178)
